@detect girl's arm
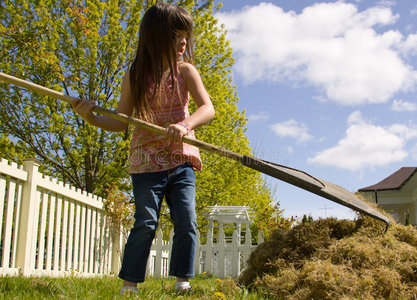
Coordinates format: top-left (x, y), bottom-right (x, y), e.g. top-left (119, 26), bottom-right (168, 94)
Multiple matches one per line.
top-left (72, 72), bottom-right (134, 132)
top-left (166, 62), bottom-right (214, 141)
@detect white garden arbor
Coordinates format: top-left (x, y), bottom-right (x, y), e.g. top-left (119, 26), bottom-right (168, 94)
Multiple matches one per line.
top-left (203, 205), bottom-right (255, 243)
top-left (199, 205), bottom-right (263, 277)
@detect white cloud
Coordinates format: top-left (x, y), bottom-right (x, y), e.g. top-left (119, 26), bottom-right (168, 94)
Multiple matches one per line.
top-left (248, 111), bottom-right (270, 122)
top-left (412, 143), bottom-right (417, 160)
top-left (307, 111), bottom-right (417, 171)
top-left (216, 2), bottom-right (417, 105)
top-left (388, 123), bottom-right (417, 140)
top-left (376, 0), bottom-right (396, 8)
top-left (401, 33), bottom-right (417, 56)
top-left (270, 119), bottom-right (313, 143)
top-left (391, 99), bottom-right (417, 111)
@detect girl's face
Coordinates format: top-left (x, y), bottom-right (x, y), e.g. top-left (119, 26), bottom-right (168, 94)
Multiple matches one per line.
top-left (175, 30), bottom-right (188, 59)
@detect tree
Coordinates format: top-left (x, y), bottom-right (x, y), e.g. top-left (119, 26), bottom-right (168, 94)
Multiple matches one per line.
top-left (1, 0), bottom-right (141, 195)
top-left (0, 134), bottom-right (34, 164)
top-left (0, 0), bottom-right (289, 234)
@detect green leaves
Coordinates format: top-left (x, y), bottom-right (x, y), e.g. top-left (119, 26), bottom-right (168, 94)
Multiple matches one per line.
top-left (1, 0), bottom-right (137, 195)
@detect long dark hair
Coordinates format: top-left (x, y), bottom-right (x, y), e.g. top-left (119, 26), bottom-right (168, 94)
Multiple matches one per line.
top-left (129, 2), bottom-right (194, 122)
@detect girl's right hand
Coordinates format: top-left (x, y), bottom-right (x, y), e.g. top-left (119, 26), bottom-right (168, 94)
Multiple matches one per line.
top-left (71, 98), bottom-right (97, 124)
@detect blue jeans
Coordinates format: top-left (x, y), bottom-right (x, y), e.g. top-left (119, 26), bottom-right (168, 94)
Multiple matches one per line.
top-left (118, 162), bottom-right (197, 283)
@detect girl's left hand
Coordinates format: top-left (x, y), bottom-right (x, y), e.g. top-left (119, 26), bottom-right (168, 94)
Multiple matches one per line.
top-left (166, 123), bottom-right (188, 142)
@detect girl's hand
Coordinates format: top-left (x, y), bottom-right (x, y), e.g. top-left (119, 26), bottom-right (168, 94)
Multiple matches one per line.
top-left (72, 98), bottom-right (97, 124)
top-left (166, 123), bottom-right (188, 142)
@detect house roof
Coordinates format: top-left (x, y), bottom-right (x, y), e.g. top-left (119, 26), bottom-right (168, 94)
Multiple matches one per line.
top-left (358, 167), bottom-right (417, 192)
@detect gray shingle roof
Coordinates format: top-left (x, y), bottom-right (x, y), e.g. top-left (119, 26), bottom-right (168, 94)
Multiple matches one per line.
top-left (358, 167), bottom-right (417, 192)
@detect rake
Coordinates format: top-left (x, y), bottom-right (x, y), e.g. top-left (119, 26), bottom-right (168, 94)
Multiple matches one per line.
top-left (0, 72), bottom-right (390, 229)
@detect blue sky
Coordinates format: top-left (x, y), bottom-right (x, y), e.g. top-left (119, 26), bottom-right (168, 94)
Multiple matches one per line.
top-left (212, 0), bottom-right (417, 220)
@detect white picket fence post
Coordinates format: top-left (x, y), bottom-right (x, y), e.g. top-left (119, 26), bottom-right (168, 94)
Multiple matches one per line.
top-left (204, 224), bottom-right (214, 274)
top-left (146, 228), bottom-right (170, 278)
top-left (217, 222), bottom-right (226, 278)
top-left (231, 230), bottom-right (239, 277)
top-left (15, 159), bottom-right (39, 276)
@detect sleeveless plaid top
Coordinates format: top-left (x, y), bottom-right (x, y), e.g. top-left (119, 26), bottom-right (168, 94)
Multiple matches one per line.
top-left (129, 71), bottom-right (202, 174)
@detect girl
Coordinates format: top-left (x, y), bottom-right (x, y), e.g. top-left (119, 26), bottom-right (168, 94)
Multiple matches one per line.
top-left (72, 2), bottom-right (214, 294)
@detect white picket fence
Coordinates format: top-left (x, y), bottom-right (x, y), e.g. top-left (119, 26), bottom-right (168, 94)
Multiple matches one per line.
top-left (147, 222), bottom-right (264, 279)
top-left (0, 158), bottom-right (123, 277)
top-left (0, 158), bottom-right (263, 279)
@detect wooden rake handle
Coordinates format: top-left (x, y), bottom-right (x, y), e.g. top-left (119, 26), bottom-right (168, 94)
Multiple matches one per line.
top-left (0, 72), bottom-right (242, 162)
top-left (0, 73), bottom-right (393, 229)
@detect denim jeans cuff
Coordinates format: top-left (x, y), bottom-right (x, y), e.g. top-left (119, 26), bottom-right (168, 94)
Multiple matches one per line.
top-left (118, 273), bottom-right (145, 283)
top-left (169, 271), bottom-right (194, 279)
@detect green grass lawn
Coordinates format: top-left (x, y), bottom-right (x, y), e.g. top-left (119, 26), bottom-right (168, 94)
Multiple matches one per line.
top-left (0, 274), bottom-right (269, 299)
